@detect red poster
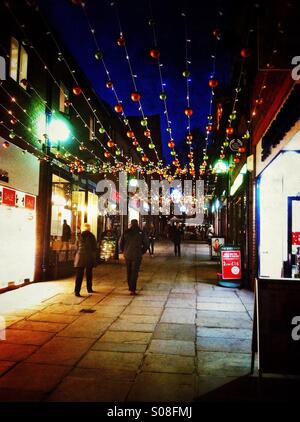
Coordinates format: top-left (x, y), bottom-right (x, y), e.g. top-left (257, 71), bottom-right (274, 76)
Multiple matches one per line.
top-left (221, 248), bottom-right (241, 280)
top-left (2, 187), bottom-right (16, 206)
top-left (292, 232), bottom-right (300, 245)
top-left (25, 194), bottom-right (36, 210)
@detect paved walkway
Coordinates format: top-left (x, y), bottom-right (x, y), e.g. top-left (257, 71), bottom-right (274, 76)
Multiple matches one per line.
top-left (0, 241), bottom-right (255, 402)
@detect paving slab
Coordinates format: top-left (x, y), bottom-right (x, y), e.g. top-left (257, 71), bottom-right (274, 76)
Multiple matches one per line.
top-left (196, 317), bottom-right (252, 329)
top-left (109, 320), bottom-right (156, 333)
top-left (10, 320), bottom-right (67, 333)
top-left (197, 302), bottom-right (246, 312)
top-left (0, 389), bottom-right (46, 402)
top-left (122, 306), bottom-right (163, 316)
top-left (127, 372), bottom-right (196, 402)
top-left (165, 299), bottom-right (196, 309)
top-left (47, 376), bottom-right (132, 402)
top-left (4, 329), bottom-right (55, 346)
top-left (57, 316), bottom-right (114, 338)
top-left (118, 314), bottom-right (160, 324)
top-left (126, 300), bottom-right (165, 308)
top-left (26, 337), bottom-right (94, 366)
top-left (148, 339), bottom-right (195, 356)
top-left (197, 352), bottom-right (252, 376)
top-left (197, 327), bottom-right (253, 339)
top-left (0, 362), bottom-right (70, 392)
top-left (90, 305), bottom-right (126, 317)
top-left (197, 337), bottom-right (252, 353)
top-left (27, 312), bottom-right (79, 324)
top-left (101, 297), bottom-right (133, 306)
top-left (98, 331), bottom-right (152, 345)
top-left (142, 354), bottom-right (195, 374)
top-left (92, 342), bottom-right (147, 353)
top-left (0, 344), bottom-right (37, 362)
top-left (197, 376), bottom-right (239, 397)
top-left (196, 296), bottom-right (241, 304)
top-left (161, 308), bottom-right (195, 324)
top-left (59, 367), bottom-right (137, 382)
top-left (41, 304), bottom-right (86, 315)
top-left (153, 323), bottom-right (196, 341)
top-left (78, 350), bottom-right (144, 372)
top-left (196, 310), bottom-right (251, 320)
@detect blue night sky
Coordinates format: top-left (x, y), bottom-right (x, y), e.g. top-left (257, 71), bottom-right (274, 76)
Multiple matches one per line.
top-left (39, 0), bottom-right (236, 163)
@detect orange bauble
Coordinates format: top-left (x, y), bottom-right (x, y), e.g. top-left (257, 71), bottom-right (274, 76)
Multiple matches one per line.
top-left (72, 86), bottom-right (82, 95)
top-left (184, 107), bottom-right (193, 117)
top-left (131, 91), bottom-right (141, 102)
top-left (168, 140), bottom-right (175, 148)
top-left (104, 151), bottom-right (111, 158)
top-left (127, 130), bottom-right (135, 138)
top-left (226, 127), bottom-right (234, 135)
top-left (114, 103), bottom-right (123, 113)
top-left (208, 78), bottom-right (219, 88)
top-left (150, 48), bottom-right (160, 59)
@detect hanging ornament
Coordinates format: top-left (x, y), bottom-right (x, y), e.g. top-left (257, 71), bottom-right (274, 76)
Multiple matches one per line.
top-left (229, 112), bottom-right (237, 120)
top-left (168, 140), bottom-right (175, 148)
top-left (123, 118), bottom-right (129, 125)
top-left (243, 131), bottom-right (250, 140)
top-left (126, 130), bottom-right (135, 138)
top-left (64, 100), bottom-right (72, 107)
top-left (148, 143), bottom-right (155, 149)
top-left (136, 146), bottom-right (142, 152)
top-left (10, 117), bottom-right (17, 125)
top-left (159, 92), bottom-right (167, 100)
top-left (79, 143), bottom-right (86, 151)
top-left (106, 80), bottom-right (113, 89)
top-left (107, 140), bottom-right (115, 148)
top-left (240, 48), bottom-right (251, 58)
top-left (213, 28), bottom-right (221, 40)
top-left (170, 150), bottom-right (176, 156)
top-left (132, 140), bottom-right (139, 146)
top-left (233, 157), bottom-right (240, 163)
top-left (140, 119), bottom-right (148, 127)
top-left (117, 35), bottom-right (126, 46)
top-left (223, 141), bottom-right (229, 147)
top-left (238, 147), bottom-right (246, 153)
top-left (206, 124), bottom-right (213, 132)
top-left (2, 141), bottom-right (10, 148)
top-left (188, 152), bottom-right (193, 159)
top-left (182, 70), bottom-right (190, 78)
top-left (99, 127), bottom-right (105, 134)
top-left (255, 97), bottom-right (263, 105)
top-left (150, 48), bottom-right (160, 59)
top-left (203, 155), bottom-right (208, 160)
top-left (142, 155), bottom-right (149, 162)
top-left (220, 154), bottom-right (225, 159)
top-left (104, 151), bottom-right (111, 158)
top-left (9, 132), bottom-right (15, 139)
top-left (184, 107), bottom-right (193, 116)
top-left (131, 91), bottom-right (141, 102)
top-left (72, 86), bottom-right (82, 95)
top-left (226, 127), bottom-right (234, 135)
top-left (144, 129), bottom-right (151, 137)
top-left (114, 103), bottom-right (123, 113)
top-left (208, 78), bottom-right (219, 88)
top-left (186, 140), bottom-right (192, 145)
top-left (186, 134), bottom-right (193, 141)
top-left (95, 50), bottom-right (103, 60)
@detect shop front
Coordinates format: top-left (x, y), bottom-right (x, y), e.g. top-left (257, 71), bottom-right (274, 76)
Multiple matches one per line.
top-left (0, 140), bottom-right (39, 290)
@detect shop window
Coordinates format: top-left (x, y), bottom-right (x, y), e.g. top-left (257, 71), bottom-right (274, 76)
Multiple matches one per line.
top-left (9, 37), bottom-right (28, 88)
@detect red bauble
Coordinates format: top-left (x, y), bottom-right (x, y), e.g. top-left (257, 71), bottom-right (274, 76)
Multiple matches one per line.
top-left (226, 127), bottom-right (234, 135)
top-left (144, 130), bottom-right (151, 137)
top-left (206, 124), bottom-right (213, 132)
top-left (150, 48), bottom-right (160, 59)
top-left (114, 103), bottom-right (123, 113)
top-left (131, 91), bottom-right (141, 102)
top-left (127, 130), bottom-right (135, 138)
top-left (233, 157), bottom-right (240, 163)
top-left (106, 80), bottom-right (113, 89)
top-left (3, 141), bottom-right (10, 149)
top-left (142, 155), bottom-right (149, 162)
top-left (241, 48), bottom-right (251, 58)
top-left (168, 140), bottom-right (175, 148)
top-left (186, 134), bottom-right (193, 141)
top-left (72, 86), bottom-right (82, 95)
top-left (208, 78), bottom-right (219, 88)
top-left (132, 140), bottom-right (139, 146)
top-left (117, 36), bottom-right (126, 46)
top-left (104, 151), bottom-right (111, 158)
top-left (107, 140), bottom-right (115, 148)
top-left (238, 147), bottom-right (246, 153)
top-left (184, 107), bottom-right (193, 117)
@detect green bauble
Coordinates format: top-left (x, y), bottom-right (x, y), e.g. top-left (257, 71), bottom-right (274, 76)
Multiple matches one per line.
top-left (149, 143), bottom-right (155, 149)
top-left (141, 119), bottom-right (148, 127)
top-left (115, 149), bottom-right (121, 156)
top-left (170, 150), bottom-right (176, 156)
top-left (95, 50), bottom-right (103, 60)
top-left (182, 70), bottom-right (190, 77)
top-left (99, 127), bottom-right (105, 134)
top-left (159, 92), bottom-right (167, 100)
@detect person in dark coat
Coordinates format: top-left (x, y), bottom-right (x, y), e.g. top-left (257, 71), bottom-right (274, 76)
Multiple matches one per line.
top-left (143, 222), bottom-right (156, 256)
top-left (119, 219), bottom-right (149, 295)
top-left (171, 222), bottom-right (183, 257)
top-left (61, 219), bottom-right (71, 249)
top-left (74, 223), bottom-right (97, 297)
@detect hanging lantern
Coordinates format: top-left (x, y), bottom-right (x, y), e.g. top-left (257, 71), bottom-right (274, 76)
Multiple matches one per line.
top-left (104, 151), bottom-right (111, 158)
top-left (241, 48), bottom-right (251, 58)
top-left (140, 119), bottom-right (148, 127)
top-left (123, 118), bottom-right (129, 125)
top-left (166, 127), bottom-right (172, 133)
top-left (126, 130), bottom-right (135, 138)
top-left (172, 159), bottom-right (179, 166)
top-left (150, 48), bottom-right (160, 59)
top-left (207, 114), bottom-right (213, 121)
top-left (184, 107), bottom-right (193, 117)
top-left (99, 127), bottom-right (105, 134)
top-left (79, 143), bottom-right (85, 151)
top-left (144, 129), bottom-right (151, 137)
top-left (243, 131), bottom-right (250, 139)
top-left (131, 91), bottom-right (141, 102)
top-left (226, 127), bottom-right (234, 135)
top-left (238, 147), bottom-right (246, 153)
top-left (182, 70), bottom-right (190, 78)
top-left (208, 78), bottom-right (219, 88)
top-left (117, 35), bottom-right (126, 46)
top-left (159, 92), bottom-right (167, 100)
top-left (114, 103), bottom-right (123, 113)
top-left (107, 140), bottom-right (115, 148)
top-left (148, 142), bottom-right (155, 149)
top-left (95, 50), bottom-right (103, 60)
top-left (142, 155), bottom-right (149, 162)
top-left (106, 80), bottom-right (113, 89)
top-left (72, 86), bottom-right (82, 95)
top-left (168, 140), bottom-right (175, 148)
top-left (132, 140), bottom-right (139, 146)
top-left (2, 141), bottom-right (10, 149)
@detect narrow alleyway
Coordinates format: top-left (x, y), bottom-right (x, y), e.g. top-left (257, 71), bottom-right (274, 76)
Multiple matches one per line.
top-left (0, 242), bottom-right (255, 402)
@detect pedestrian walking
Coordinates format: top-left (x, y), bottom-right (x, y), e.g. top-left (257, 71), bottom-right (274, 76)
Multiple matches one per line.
top-left (171, 222), bottom-right (183, 257)
top-left (119, 219), bottom-right (149, 295)
top-left (143, 222), bottom-right (156, 256)
top-left (61, 219), bottom-right (71, 250)
top-left (74, 223), bottom-right (97, 297)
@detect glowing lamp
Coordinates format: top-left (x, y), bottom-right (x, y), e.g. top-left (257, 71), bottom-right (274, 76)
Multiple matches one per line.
top-left (48, 118), bottom-right (70, 142)
top-left (3, 141), bottom-right (10, 148)
top-left (182, 70), bottom-right (190, 78)
top-left (159, 92), bottom-right (167, 100)
top-left (213, 160), bottom-right (228, 174)
top-left (241, 48), bottom-right (251, 58)
top-left (148, 143), bottom-right (155, 149)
